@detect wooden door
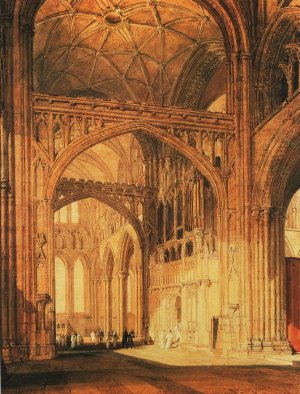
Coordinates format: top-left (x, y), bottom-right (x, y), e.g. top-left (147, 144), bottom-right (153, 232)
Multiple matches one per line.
top-left (286, 258), bottom-right (300, 352)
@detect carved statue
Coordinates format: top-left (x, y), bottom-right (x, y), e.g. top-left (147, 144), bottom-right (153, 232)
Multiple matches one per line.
top-left (35, 233), bottom-right (47, 266)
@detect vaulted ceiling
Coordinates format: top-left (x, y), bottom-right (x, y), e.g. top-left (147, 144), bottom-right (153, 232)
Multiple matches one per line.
top-left (33, 0), bottom-right (225, 109)
top-left (62, 134), bottom-right (146, 184)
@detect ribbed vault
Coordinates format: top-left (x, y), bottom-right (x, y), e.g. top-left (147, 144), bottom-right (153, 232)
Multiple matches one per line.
top-left (33, 0), bottom-right (224, 107)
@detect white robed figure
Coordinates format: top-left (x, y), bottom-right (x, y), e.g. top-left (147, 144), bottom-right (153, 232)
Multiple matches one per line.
top-left (77, 333), bottom-right (83, 346)
top-left (105, 333), bottom-right (110, 350)
top-left (71, 333), bottom-right (77, 349)
top-left (159, 330), bottom-right (167, 349)
top-left (90, 331), bottom-right (96, 344)
top-left (165, 330), bottom-right (174, 349)
top-left (174, 324), bottom-right (181, 342)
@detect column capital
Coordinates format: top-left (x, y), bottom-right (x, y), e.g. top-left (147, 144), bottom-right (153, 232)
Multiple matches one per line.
top-left (0, 179), bottom-right (10, 191)
top-left (251, 207), bottom-right (260, 219)
top-left (35, 199), bottom-right (55, 208)
top-left (0, 15), bottom-right (13, 28)
top-left (241, 52), bottom-right (253, 60)
top-left (230, 51), bottom-right (240, 61)
top-left (117, 271), bottom-right (128, 279)
top-left (35, 293), bottom-right (51, 305)
top-left (18, 18), bottom-right (34, 36)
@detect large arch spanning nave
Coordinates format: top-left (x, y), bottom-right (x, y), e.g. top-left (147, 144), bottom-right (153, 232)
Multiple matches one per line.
top-left (1, 0), bottom-right (300, 370)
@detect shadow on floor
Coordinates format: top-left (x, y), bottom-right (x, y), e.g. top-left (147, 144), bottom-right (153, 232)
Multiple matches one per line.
top-left (2, 348), bottom-right (300, 393)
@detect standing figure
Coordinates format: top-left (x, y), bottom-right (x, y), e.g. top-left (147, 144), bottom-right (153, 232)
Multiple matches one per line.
top-left (159, 329), bottom-right (167, 349)
top-left (105, 332), bottom-right (111, 350)
top-left (77, 333), bottom-right (83, 347)
top-left (95, 331), bottom-right (100, 345)
top-left (174, 324), bottom-right (181, 343)
top-left (122, 329), bottom-right (128, 348)
top-left (71, 333), bottom-right (77, 349)
top-left (112, 331), bottom-right (118, 348)
top-left (165, 330), bottom-right (174, 349)
top-left (128, 329), bottom-right (135, 349)
top-left (99, 329), bottom-right (104, 343)
top-left (66, 333), bottom-right (71, 349)
top-left (90, 330), bottom-right (96, 344)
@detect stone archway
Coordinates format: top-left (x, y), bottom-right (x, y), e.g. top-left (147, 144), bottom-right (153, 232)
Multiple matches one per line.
top-left (251, 103), bottom-right (300, 352)
top-left (46, 122), bottom-right (226, 208)
top-left (54, 193), bottom-right (147, 341)
top-left (54, 191), bottom-right (147, 250)
top-left (43, 121), bottom-right (227, 350)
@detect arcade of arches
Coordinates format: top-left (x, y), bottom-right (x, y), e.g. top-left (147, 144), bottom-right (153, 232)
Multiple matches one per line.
top-left (1, 0), bottom-right (300, 366)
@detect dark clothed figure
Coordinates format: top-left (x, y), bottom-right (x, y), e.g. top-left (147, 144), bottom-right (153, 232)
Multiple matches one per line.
top-left (66, 333), bottom-right (71, 348)
top-left (100, 330), bottom-right (104, 343)
top-left (128, 329), bottom-right (135, 348)
top-left (122, 330), bottom-right (128, 348)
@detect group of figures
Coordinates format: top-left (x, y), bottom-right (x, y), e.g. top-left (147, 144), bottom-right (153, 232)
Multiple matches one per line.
top-left (56, 332), bottom-right (84, 349)
top-left (159, 324), bottom-right (181, 349)
top-left (90, 329), bottom-right (135, 349)
top-left (90, 329), bottom-right (105, 345)
top-left (121, 329), bottom-right (135, 349)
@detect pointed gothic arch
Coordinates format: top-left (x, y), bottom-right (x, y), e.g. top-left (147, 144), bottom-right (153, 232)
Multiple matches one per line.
top-left (47, 122), bottom-right (226, 210)
top-left (119, 231), bottom-right (135, 273)
top-left (54, 193), bottom-right (146, 250)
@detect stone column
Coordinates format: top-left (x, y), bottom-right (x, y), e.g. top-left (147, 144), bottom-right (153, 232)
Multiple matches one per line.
top-left (250, 208), bottom-right (261, 349)
top-left (250, 207), bottom-right (290, 352)
top-left (179, 284), bottom-right (187, 343)
top-left (69, 265), bottom-right (74, 315)
top-left (90, 279), bottom-right (95, 328)
top-left (240, 53), bottom-right (252, 351)
top-left (104, 277), bottom-right (111, 332)
top-left (225, 56), bottom-right (233, 114)
top-left (196, 282), bottom-right (209, 347)
top-left (117, 271), bottom-right (127, 335)
top-left (144, 160), bottom-right (151, 185)
top-left (35, 293), bottom-right (51, 356)
top-left (0, 15), bottom-right (16, 363)
top-left (135, 265), bottom-right (143, 339)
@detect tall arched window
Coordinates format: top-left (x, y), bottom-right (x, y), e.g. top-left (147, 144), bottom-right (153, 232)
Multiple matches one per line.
top-left (60, 206), bottom-right (68, 223)
top-left (74, 259), bottom-right (84, 312)
top-left (55, 257), bottom-right (66, 313)
top-left (70, 201), bottom-right (79, 223)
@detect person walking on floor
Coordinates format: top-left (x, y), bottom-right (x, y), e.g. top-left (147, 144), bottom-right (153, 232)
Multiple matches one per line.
top-left (165, 330), bottom-right (174, 349)
top-left (105, 332), bottom-right (111, 350)
top-left (112, 331), bottom-right (118, 349)
top-left (122, 329), bottom-right (128, 348)
top-left (128, 329), bottom-right (135, 349)
top-left (71, 333), bottom-right (77, 349)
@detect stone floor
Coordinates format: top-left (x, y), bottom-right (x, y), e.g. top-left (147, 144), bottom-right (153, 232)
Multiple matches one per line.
top-left (2, 345), bottom-right (300, 393)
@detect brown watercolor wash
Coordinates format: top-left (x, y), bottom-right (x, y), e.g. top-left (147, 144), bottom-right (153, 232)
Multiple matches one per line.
top-left (1, 1), bottom-right (300, 392)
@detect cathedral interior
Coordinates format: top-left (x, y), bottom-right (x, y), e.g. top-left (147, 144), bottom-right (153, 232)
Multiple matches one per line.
top-left (1, 0), bottom-right (300, 390)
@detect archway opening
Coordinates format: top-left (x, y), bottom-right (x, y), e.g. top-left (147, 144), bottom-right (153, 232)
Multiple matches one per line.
top-left (51, 127), bottom-right (221, 351)
top-left (285, 189), bottom-right (300, 353)
top-left (54, 197), bottom-right (143, 349)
